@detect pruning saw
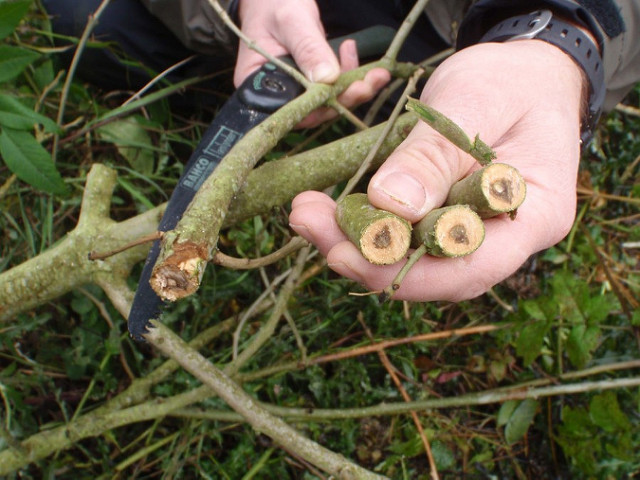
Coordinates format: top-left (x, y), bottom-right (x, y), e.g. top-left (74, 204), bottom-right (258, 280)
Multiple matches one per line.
top-left (128, 26), bottom-right (396, 341)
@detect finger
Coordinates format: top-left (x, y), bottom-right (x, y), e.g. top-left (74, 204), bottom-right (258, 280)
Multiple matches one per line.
top-left (273, 10), bottom-right (340, 83)
top-left (295, 68), bottom-right (390, 129)
top-left (235, 36), bottom-right (289, 86)
top-left (291, 190), bottom-right (335, 208)
top-left (326, 207), bottom-right (543, 302)
top-left (338, 39), bottom-right (359, 71)
top-left (366, 123), bottom-right (476, 222)
top-left (289, 192), bottom-right (347, 256)
top-left (366, 45), bottom-right (534, 222)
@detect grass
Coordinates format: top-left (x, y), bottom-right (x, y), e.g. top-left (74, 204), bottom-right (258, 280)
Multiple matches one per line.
top-left (0, 3), bottom-right (639, 479)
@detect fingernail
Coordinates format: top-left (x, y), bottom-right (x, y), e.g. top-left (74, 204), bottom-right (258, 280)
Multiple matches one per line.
top-left (309, 62), bottom-right (338, 83)
top-left (289, 222), bottom-right (315, 243)
top-left (289, 222), bottom-right (310, 235)
top-left (373, 172), bottom-right (428, 215)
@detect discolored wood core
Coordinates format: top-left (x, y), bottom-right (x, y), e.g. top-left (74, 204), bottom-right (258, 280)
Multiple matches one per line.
top-left (361, 218), bottom-right (411, 265)
top-left (449, 224), bottom-right (469, 245)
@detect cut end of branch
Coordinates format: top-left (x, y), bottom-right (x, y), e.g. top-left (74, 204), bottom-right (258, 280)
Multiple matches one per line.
top-left (336, 193), bottom-right (412, 265)
top-left (150, 241), bottom-right (207, 301)
top-left (360, 217), bottom-right (412, 265)
top-left (413, 205), bottom-right (485, 257)
top-left (434, 209), bottom-right (483, 257)
top-left (446, 163), bottom-right (526, 218)
top-left (482, 163), bottom-right (526, 214)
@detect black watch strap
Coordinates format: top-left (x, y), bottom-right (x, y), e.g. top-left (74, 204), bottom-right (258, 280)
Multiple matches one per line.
top-left (478, 10), bottom-right (605, 145)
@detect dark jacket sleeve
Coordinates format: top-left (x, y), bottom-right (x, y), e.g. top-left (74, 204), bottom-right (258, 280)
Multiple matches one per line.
top-left (139, 0), bottom-right (238, 55)
top-left (455, 0), bottom-right (640, 110)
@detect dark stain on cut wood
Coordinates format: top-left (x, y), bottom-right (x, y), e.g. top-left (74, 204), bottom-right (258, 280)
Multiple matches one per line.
top-left (374, 225), bottom-right (392, 249)
top-left (449, 224), bottom-right (469, 244)
top-left (490, 179), bottom-right (513, 203)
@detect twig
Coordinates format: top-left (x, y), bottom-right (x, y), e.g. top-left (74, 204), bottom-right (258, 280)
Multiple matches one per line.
top-left (405, 98), bottom-right (496, 165)
top-left (339, 68), bottom-right (424, 200)
top-left (227, 246), bottom-right (312, 376)
top-left (173, 375), bottom-right (640, 423)
top-left (327, 98), bottom-right (369, 131)
top-left (379, 244), bottom-right (427, 302)
top-left (213, 236), bottom-right (309, 269)
top-left (88, 231), bottom-right (163, 261)
top-left (232, 268), bottom-right (293, 360)
top-left (615, 103), bottom-right (640, 117)
top-left (52, 0), bottom-right (112, 163)
top-left (122, 55), bottom-right (197, 106)
top-left (205, 0), bottom-right (309, 87)
top-left (359, 314), bottom-right (440, 480)
top-left (255, 324), bottom-right (502, 377)
top-left (383, 0), bottom-right (432, 64)
top-left (144, 321), bottom-right (387, 480)
top-left (576, 185), bottom-right (640, 206)
top-left (363, 49), bottom-right (452, 125)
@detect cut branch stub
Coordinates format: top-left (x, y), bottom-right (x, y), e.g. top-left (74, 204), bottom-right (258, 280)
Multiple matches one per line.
top-left (336, 193), bottom-right (412, 265)
top-left (405, 97), bottom-right (496, 165)
top-left (412, 205), bottom-right (485, 257)
top-left (149, 239), bottom-right (208, 301)
top-left (446, 163), bottom-right (526, 218)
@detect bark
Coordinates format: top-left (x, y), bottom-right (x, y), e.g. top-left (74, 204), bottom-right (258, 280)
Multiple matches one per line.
top-left (224, 113), bottom-right (415, 225)
top-left (145, 321), bottom-right (388, 480)
top-left (405, 97), bottom-right (496, 165)
top-left (0, 164), bottom-right (161, 321)
top-left (412, 205), bottom-right (485, 257)
top-left (150, 62), bottom-right (395, 302)
top-left (446, 163), bottom-right (526, 218)
top-left (0, 114), bottom-right (415, 323)
top-left (335, 194), bottom-right (411, 265)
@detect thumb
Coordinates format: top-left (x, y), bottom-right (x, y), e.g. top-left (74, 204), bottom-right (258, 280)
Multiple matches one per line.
top-left (367, 46), bottom-right (529, 221)
top-left (367, 121), bottom-right (480, 222)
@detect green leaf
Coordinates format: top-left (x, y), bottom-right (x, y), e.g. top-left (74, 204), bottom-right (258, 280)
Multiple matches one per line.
top-left (0, 0), bottom-right (32, 41)
top-left (521, 299), bottom-right (548, 321)
top-left (98, 117), bottom-right (155, 175)
top-left (431, 440), bottom-right (455, 470)
top-left (589, 391), bottom-right (630, 432)
top-left (515, 320), bottom-right (551, 366)
top-left (556, 406), bottom-right (599, 474)
top-left (503, 398), bottom-right (538, 444)
top-left (566, 324), bottom-right (600, 368)
top-left (0, 94), bottom-right (60, 133)
top-left (606, 431), bottom-right (635, 461)
top-left (32, 58), bottom-right (55, 91)
top-left (0, 45), bottom-right (40, 83)
top-left (0, 127), bottom-right (69, 195)
top-left (497, 400), bottom-right (519, 427)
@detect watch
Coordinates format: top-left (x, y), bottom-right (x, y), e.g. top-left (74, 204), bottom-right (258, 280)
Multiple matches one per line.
top-left (478, 10), bottom-right (605, 145)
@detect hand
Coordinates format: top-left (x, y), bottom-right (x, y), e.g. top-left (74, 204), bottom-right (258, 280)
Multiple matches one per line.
top-left (236, 0), bottom-right (390, 127)
top-left (290, 40), bottom-right (586, 301)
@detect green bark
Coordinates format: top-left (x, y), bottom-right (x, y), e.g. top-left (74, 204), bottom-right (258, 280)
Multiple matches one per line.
top-left (405, 97), bottom-right (496, 165)
top-left (0, 115), bottom-right (416, 323)
top-left (335, 193), bottom-right (411, 265)
top-left (412, 205), bottom-right (485, 257)
top-left (145, 321), bottom-right (388, 480)
top-left (446, 163), bottom-right (526, 218)
top-left (151, 61), bottom-right (395, 302)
